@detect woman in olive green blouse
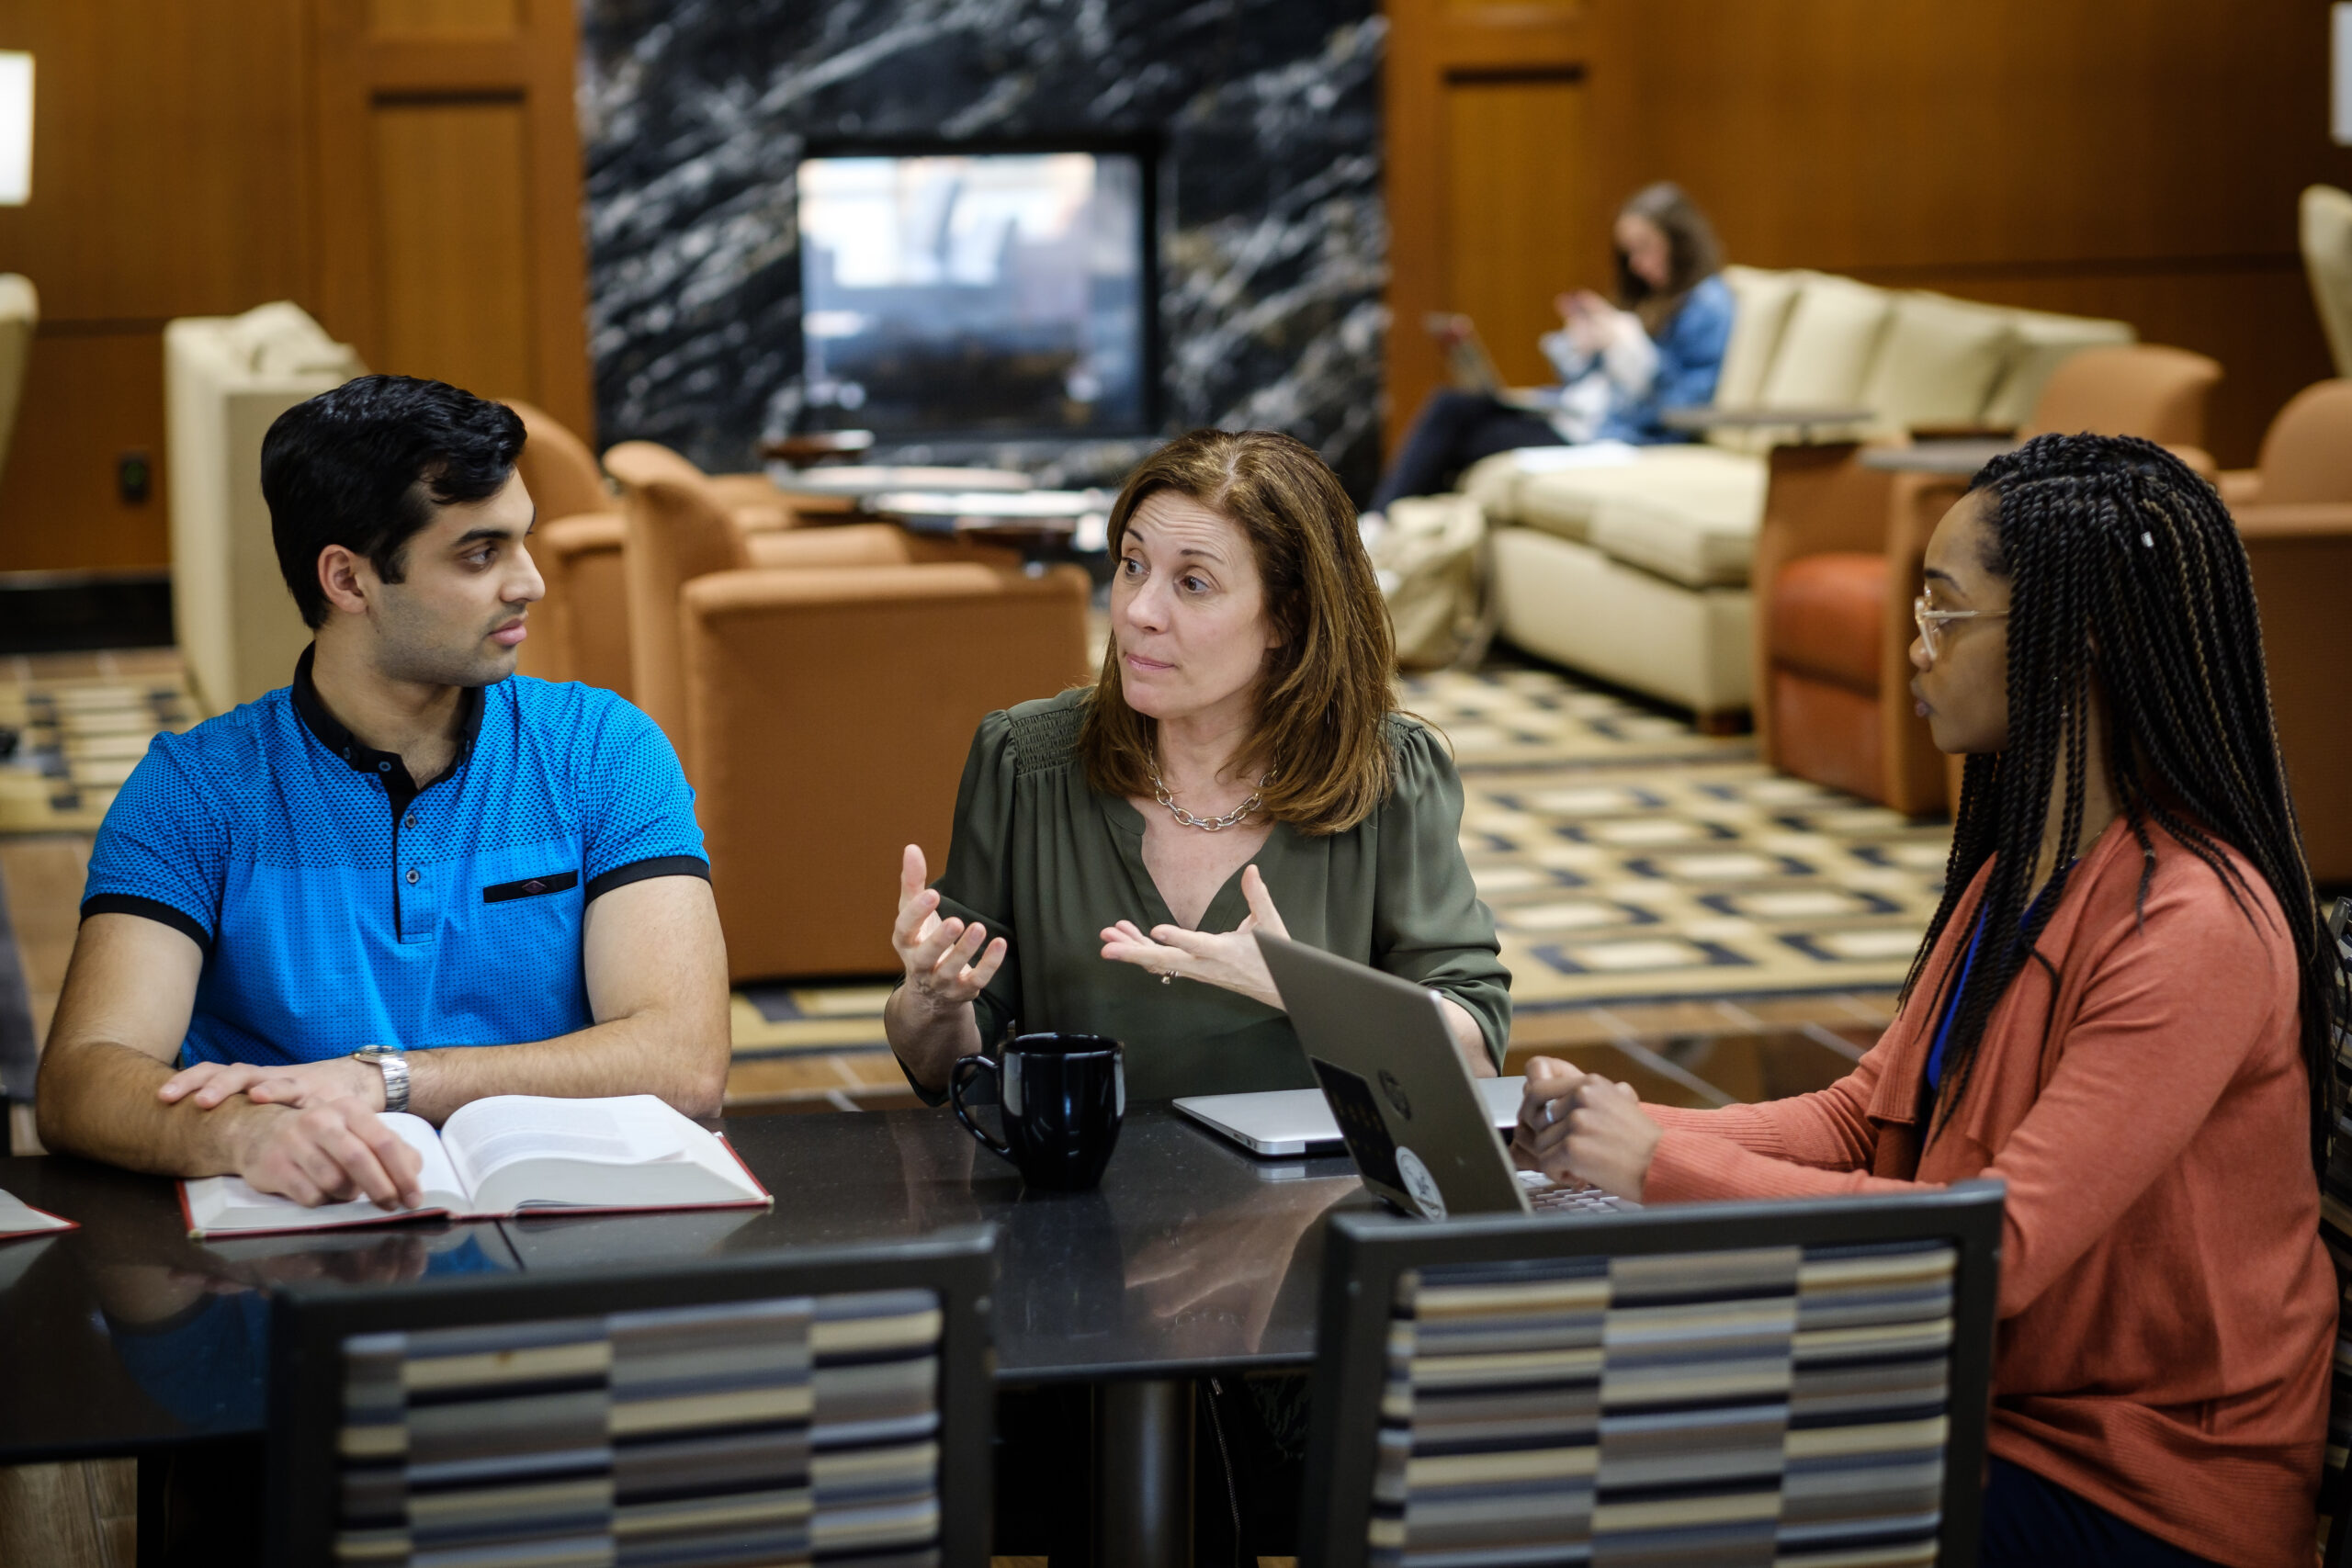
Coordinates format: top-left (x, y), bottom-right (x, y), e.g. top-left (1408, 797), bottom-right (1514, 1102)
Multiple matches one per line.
top-left (884, 428), bottom-right (1510, 1103)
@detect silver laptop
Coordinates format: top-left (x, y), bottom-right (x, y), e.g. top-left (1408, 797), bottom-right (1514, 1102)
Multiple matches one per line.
top-left (1245, 932), bottom-right (1631, 1220)
top-left (1424, 311), bottom-right (1561, 413)
top-left (1175, 1077), bottom-right (1526, 1157)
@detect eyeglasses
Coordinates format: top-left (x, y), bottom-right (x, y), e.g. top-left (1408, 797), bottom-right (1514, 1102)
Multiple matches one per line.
top-left (1914, 594), bottom-right (2007, 661)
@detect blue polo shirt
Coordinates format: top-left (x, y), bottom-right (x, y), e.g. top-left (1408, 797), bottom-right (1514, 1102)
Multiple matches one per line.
top-left (81, 649), bottom-right (709, 1066)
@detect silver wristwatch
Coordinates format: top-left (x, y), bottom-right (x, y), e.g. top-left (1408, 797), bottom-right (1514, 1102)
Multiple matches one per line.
top-left (354, 1043), bottom-right (410, 1114)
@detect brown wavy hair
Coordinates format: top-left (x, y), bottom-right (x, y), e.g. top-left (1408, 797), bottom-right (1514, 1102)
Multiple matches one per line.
top-left (1613, 182), bottom-right (1724, 336)
top-left (1078, 428), bottom-right (1400, 834)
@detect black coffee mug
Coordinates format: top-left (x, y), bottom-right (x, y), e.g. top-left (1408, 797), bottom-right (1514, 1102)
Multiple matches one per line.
top-left (951, 1032), bottom-right (1125, 1190)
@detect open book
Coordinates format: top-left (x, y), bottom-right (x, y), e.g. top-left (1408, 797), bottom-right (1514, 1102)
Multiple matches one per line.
top-left (179, 1094), bottom-right (770, 1238)
top-left (0, 1188), bottom-right (76, 1241)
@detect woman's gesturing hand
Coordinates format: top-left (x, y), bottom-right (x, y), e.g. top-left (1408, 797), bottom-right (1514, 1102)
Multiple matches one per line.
top-left (1100, 863), bottom-right (1290, 1009)
top-left (1512, 1055), bottom-right (1661, 1201)
top-left (892, 844), bottom-right (1005, 1017)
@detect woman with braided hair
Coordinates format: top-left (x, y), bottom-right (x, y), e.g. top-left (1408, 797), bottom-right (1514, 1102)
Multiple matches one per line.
top-left (1514, 433), bottom-right (2343, 1566)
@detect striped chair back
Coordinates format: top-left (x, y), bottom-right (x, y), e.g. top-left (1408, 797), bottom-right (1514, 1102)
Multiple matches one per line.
top-left (1300, 1187), bottom-right (2002, 1568)
top-left (266, 1228), bottom-right (995, 1568)
top-left (2320, 898), bottom-right (2352, 1567)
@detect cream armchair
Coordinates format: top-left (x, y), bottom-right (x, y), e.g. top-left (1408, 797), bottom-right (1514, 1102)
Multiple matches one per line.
top-left (2302, 186), bottom-right (2352, 379)
top-left (164, 303), bottom-right (366, 711)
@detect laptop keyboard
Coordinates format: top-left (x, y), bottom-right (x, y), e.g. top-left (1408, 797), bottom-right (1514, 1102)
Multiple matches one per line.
top-left (1518, 1169), bottom-right (1634, 1213)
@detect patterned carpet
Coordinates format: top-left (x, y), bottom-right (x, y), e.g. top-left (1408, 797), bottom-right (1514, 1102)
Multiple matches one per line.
top-left (732, 663), bottom-right (1951, 1057)
top-left (0, 657), bottom-right (198, 834)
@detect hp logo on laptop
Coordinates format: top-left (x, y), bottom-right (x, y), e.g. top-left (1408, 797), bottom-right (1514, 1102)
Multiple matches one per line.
top-left (1379, 1069), bottom-right (1413, 1120)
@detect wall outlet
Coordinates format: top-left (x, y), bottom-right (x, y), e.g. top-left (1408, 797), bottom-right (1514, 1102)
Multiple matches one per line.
top-left (118, 451), bottom-right (152, 504)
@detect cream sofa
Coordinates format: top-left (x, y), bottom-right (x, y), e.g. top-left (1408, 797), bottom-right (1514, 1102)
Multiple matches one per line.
top-left (1468, 268), bottom-right (2133, 718)
top-left (165, 303), bottom-right (365, 712)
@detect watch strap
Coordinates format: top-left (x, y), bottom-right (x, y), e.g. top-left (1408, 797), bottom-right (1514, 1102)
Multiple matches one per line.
top-left (357, 1045), bottom-right (411, 1114)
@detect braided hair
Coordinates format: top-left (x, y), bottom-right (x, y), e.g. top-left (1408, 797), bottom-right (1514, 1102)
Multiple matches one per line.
top-left (1898, 433), bottom-right (2346, 1169)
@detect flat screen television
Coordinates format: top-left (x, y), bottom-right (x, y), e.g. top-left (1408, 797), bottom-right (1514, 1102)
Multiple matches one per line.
top-left (797, 141), bottom-right (1157, 441)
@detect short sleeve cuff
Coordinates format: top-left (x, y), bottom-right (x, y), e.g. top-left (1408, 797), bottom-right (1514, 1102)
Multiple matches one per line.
top-left (897, 1051), bottom-right (951, 1109)
top-left (80, 894), bottom-right (212, 953)
top-left (583, 855), bottom-right (710, 902)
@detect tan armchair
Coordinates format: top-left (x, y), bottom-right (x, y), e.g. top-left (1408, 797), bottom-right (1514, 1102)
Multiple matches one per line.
top-left (504, 402), bottom-right (800, 696)
top-left (506, 400), bottom-right (625, 690)
top-left (604, 441), bottom-right (1093, 979)
top-left (2224, 379), bottom-right (2352, 884)
top-left (2215, 380), bottom-right (2352, 510)
top-left (1753, 344), bottom-right (2222, 814)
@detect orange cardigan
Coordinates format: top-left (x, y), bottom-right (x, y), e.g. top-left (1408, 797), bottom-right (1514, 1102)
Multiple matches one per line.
top-left (1642, 819), bottom-right (2332, 1568)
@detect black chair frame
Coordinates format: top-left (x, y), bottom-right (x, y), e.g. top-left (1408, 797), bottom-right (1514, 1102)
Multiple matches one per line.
top-left (264, 1224), bottom-right (998, 1568)
top-left (2323, 897), bottom-right (2352, 1568)
top-left (1298, 1184), bottom-right (2006, 1568)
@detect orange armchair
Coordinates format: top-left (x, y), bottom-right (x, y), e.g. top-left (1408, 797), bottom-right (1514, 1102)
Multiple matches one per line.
top-left (604, 441), bottom-right (1093, 979)
top-left (1753, 344), bottom-right (2223, 815)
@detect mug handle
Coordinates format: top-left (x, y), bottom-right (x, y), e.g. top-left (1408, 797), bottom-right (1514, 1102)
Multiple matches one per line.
top-left (950, 1055), bottom-right (1013, 1157)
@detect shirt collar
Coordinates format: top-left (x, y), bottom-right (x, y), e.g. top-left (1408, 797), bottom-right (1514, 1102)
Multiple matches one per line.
top-left (290, 644), bottom-right (486, 786)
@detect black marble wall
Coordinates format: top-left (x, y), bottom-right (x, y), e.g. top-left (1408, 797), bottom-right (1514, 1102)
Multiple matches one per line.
top-left (579, 0), bottom-right (1386, 497)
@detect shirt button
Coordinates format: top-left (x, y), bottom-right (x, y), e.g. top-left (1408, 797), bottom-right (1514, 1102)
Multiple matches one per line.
top-left (405, 868), bottom-right (420, 885)
top-left (403, 815), bottom-right (417, 829)
top-left (378, 761), bottom-right (391, 773)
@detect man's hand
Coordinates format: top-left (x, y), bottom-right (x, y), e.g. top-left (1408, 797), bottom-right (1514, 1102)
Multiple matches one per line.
top-left (1099, 863), bottom-right (1289, 1007)
top-left (1512, 1055), bottom-right (1660, 1200)
top-left (231, 1100), bottom-right (425, 1210)
top-left (158, 1055), bottom-right (384, 1112)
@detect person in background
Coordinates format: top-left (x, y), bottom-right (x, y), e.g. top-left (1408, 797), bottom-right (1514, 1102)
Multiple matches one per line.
top-left (1365, 180), bottom-right (1734, 518)
top-left (886, 425), bottom-right (1510, 1104)
top-left (37, 376), bottom-right (729, 1208)
top-left (1515, 434), bottom-right (2338, 1568)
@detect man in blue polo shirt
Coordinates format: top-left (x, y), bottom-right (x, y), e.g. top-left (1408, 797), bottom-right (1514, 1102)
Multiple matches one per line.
top-left (36, 375), bottom-right (729, 1208)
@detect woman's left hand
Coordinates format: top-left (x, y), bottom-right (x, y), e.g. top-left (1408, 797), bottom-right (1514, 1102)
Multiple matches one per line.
top-left (1514, 1072), bottom-right (1661, 1201)
top-left (1101, 864), bottom-right (1289, 1009)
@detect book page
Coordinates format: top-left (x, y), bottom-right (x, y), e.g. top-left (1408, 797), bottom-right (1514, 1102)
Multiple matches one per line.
top-left (0, 1188), bottom-right (73, 1236)
top-left (186, 1113), bottom-right (465, 1234)
top-left (441, 1095), bottom-right (690, 1201)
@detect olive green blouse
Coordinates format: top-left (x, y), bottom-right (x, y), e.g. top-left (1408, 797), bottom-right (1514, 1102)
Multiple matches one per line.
top-left (923, 690), bottom-right (1510, 1102)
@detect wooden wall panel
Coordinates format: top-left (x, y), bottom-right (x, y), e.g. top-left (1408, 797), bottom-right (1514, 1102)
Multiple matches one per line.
top-left (0, 1), bottom-right (311, 323)
top-left (0, 0), bottom-right (591, 576)
top-left (370, 0), bottom-right (520, 36)
top-left (0, 332), bottom-right (167, 572)
top-left (1385, 0), bottom-right (2352, 467)
top-left (371, 100), bottom-right (538, 400)
top-left (1441, 74), bottom-right (1588, 389)
top-left (0, 0), bottom-right (311, 573)
top-left (312, 0), bottom-right (594, 435)
top-left (1384, 0), bottom-right (1590, 447)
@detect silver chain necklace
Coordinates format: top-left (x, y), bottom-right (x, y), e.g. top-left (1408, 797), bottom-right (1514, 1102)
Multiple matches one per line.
top-left (1149, 757), bottom-right (1272, 832)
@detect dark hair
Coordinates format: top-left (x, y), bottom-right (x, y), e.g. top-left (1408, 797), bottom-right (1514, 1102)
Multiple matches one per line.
top-left (261, 375), bottom-right (526, 628)
top-left (1905, 433), bottom-right (2346, 1170)
top-left (1613, 182), bottom-right (1724, 334)
top-left (1079, 429), bottom-right (1400, 834)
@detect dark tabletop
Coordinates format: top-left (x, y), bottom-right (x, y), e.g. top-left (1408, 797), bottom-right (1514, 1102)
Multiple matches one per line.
top-left (0, 1105), bottom-right (1374, 1462)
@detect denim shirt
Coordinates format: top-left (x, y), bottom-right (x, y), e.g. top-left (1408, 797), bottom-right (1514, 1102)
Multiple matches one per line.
top-left (1598, 273), bottom-right (1735, 445)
